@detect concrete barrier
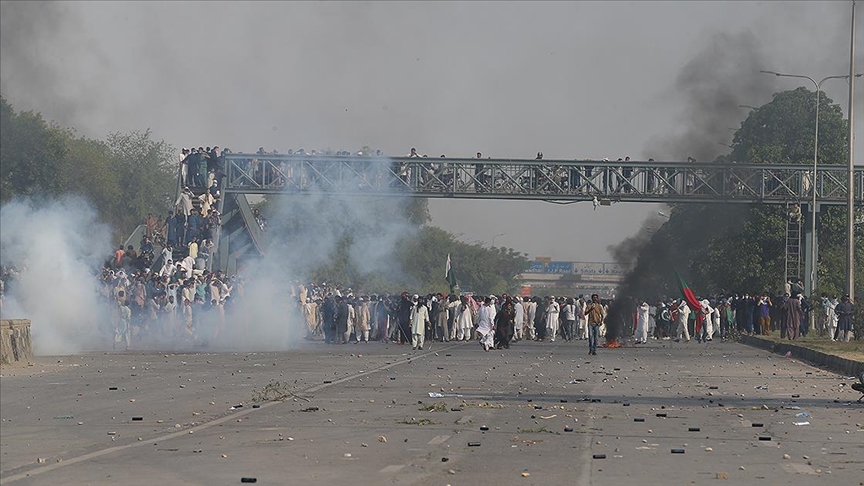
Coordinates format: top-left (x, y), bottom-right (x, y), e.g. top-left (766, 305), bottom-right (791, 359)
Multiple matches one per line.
top-left (740, 335), bottom-right (863, 377)
top-left (0, 319), bottom-right (33, 365)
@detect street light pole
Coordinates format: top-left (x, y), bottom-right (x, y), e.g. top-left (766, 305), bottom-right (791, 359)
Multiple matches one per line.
top-left (760, 70), bottom-right (859, 296)
top-left (847, 0), bottom-right (857, 301)
top-left (491, 233), bottom-right (505, 247)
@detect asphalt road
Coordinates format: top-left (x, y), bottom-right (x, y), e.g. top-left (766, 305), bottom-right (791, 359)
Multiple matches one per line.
top-left (1, 339), bottom-right (862, 486)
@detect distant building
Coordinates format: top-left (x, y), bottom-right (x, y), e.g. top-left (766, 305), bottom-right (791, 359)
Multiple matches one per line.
top-left (520, 259), bottom-right (624, 298)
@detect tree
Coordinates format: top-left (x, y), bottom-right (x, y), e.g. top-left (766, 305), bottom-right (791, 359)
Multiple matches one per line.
top-left (0, 97), bottom-right (66, 201)
top-left (103, 130), bottom-right (176, 239)
top-left (0, 97), bottom-right (177, 242)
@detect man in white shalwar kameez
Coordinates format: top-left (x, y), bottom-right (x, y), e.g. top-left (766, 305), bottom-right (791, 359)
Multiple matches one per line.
top-left (513, 297), bottom-right (525, 340)
top-left (454, 296), bottom-right (473, 341)
top-left (675, 300), bottom-right (691, 342)
top-left (826, 297), bottom-right (839, 341)
top-left (477, 297), bottom-right (495, 351)
top-left (577, 296), bottom-right (588, 340)
top-left (699, 299), bottom-right (714, 342)
top-left (634, 301), bottom-right (650, 344)
top-left (410, 297), bottom-right (430, 350)
top-left (545, 297), bottom-right (560, 342)
top-left (525, 298), bottom-right (537, 341)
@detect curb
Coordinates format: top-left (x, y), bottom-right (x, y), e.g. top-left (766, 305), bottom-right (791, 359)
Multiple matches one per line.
top-left (739, 335), bottom-right (863, 377)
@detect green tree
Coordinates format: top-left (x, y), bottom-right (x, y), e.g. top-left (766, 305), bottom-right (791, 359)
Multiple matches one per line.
top-left (0, 97), bottom-right (177, 242)
top-left (103, 130), bottom-right (176, 239)
top-left (0, 97), bottom-right (67, 201)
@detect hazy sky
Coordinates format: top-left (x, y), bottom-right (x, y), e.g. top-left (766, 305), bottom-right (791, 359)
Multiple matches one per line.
top-left (2, 1), bottom-right (861, 262)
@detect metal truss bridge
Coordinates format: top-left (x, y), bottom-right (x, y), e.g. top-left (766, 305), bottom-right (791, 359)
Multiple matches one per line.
top-left (209, 154), bottom-right (862, 277)
top-left (222, 154), bottom-right (864, 205)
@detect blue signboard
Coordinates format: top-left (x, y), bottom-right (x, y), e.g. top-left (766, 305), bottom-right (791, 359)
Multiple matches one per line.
top-left (526, 261), bottom-right (546, 273)
top-left (546, 261), bottom-right (573, 274)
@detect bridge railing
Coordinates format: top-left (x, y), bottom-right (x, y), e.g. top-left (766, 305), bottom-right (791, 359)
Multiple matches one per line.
top-left (222, 154), bottom-right (864, 205)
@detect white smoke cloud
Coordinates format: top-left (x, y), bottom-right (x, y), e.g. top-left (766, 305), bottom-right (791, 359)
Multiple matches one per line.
top-left (0, 196), bottom-right (113, 355)
top-left (214, 161), bottom-right (422, 351)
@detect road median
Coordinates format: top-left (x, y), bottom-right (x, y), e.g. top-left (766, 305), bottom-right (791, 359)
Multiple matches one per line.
top-left (739, 334), bottom-right (863, 377)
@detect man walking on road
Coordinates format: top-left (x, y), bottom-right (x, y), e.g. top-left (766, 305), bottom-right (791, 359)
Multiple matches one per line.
top-left (584, 294), bottom-right (606, 355)
top-left (477, 297), bottom-right (495, 351)
top-left (675, 299), bottom-right (691, 343)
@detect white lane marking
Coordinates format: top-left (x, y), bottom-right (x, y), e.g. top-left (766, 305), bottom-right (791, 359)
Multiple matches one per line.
top-left (0, 343), bottom-right (465, 484)
top-left (427, 435), bottom-right (451, 445)
top-left (379, 465), bottom-right (405, 474)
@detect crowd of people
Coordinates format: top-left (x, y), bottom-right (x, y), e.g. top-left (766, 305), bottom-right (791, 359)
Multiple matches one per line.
top-left (0, 258), bottom-right (858, 353)
top-left (296, 286), bottom-right (616, 354)
top-left (614, 283), bottom-right (857, 347)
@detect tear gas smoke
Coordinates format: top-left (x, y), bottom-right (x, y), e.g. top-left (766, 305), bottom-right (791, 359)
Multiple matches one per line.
top-left (0, 196), bottom-right (113, 354)
top-left (216, 164), bottom-right (421, 351)
top-left (0, 161), bottom-right (422, 354)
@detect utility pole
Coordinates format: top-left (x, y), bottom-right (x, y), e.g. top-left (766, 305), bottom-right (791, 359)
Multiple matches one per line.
top-left (847, 0), bottom-right (857, 300)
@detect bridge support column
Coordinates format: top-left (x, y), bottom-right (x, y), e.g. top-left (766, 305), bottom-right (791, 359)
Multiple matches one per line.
top-left (803, 203), bottom-right (820, 298)
top-left (803, 204), bottom-right (820, 331)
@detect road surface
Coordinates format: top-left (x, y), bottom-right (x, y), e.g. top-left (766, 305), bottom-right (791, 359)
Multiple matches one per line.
top-left (1, 339), bottom-right (862, 485)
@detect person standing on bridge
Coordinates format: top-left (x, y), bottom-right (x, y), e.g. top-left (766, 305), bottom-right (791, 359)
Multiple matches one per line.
top-left (584, 294), bottom-right (606, 355)
top-left (474, 152), bottom-right (488, 193)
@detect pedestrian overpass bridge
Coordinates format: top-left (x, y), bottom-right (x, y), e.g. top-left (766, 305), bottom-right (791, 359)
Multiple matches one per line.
top-left (221, 154), bottom-right (864, 205)
top-left (211, 154), bottom-right (863, 282)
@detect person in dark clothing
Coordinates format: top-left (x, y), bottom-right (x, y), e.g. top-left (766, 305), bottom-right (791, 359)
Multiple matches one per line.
top-left (320, 294), bottom-right (337, 344)
top-left (173, 211), bottom-right (187, 249)
top-left (533, 296), bottom-right (546, 340)
top-left (494, 296), bottom-right (516, 349)
top-left (166, 211), bottom-right (178, 247)
top-left (182, 150), bottom-right (195, 187)
top-left (186, 211), bottom-right (200, 245)
top-left (783, 293), bottom-right (803, 340)
top-left (835, 295), bottom-right (856, 342)
top-left (396, 293), bottom-right (413, 344)
top-left (374, 297), bottom-right (390, 342)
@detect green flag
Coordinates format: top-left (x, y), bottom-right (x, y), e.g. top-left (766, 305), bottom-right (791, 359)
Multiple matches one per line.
top-left (446, 254), bottom-right (458, 291)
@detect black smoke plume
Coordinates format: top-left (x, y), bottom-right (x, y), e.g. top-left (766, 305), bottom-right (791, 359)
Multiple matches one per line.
top-left (609, 29), bottom-right (780, 341)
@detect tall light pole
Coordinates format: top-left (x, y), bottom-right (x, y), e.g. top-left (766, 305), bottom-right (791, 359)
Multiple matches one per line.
top-left (847, 0), bottom-right (857, 301)
top-left (760, 70), bottom-right (860, 295)
top-left (491, 233), bottom-right (505, 247)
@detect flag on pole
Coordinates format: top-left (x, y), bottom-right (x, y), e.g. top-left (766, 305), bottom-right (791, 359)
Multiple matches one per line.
top-left (446, 254), bottom-right (458, 291)
top-left (675, 269), bottom-right (704, 333)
